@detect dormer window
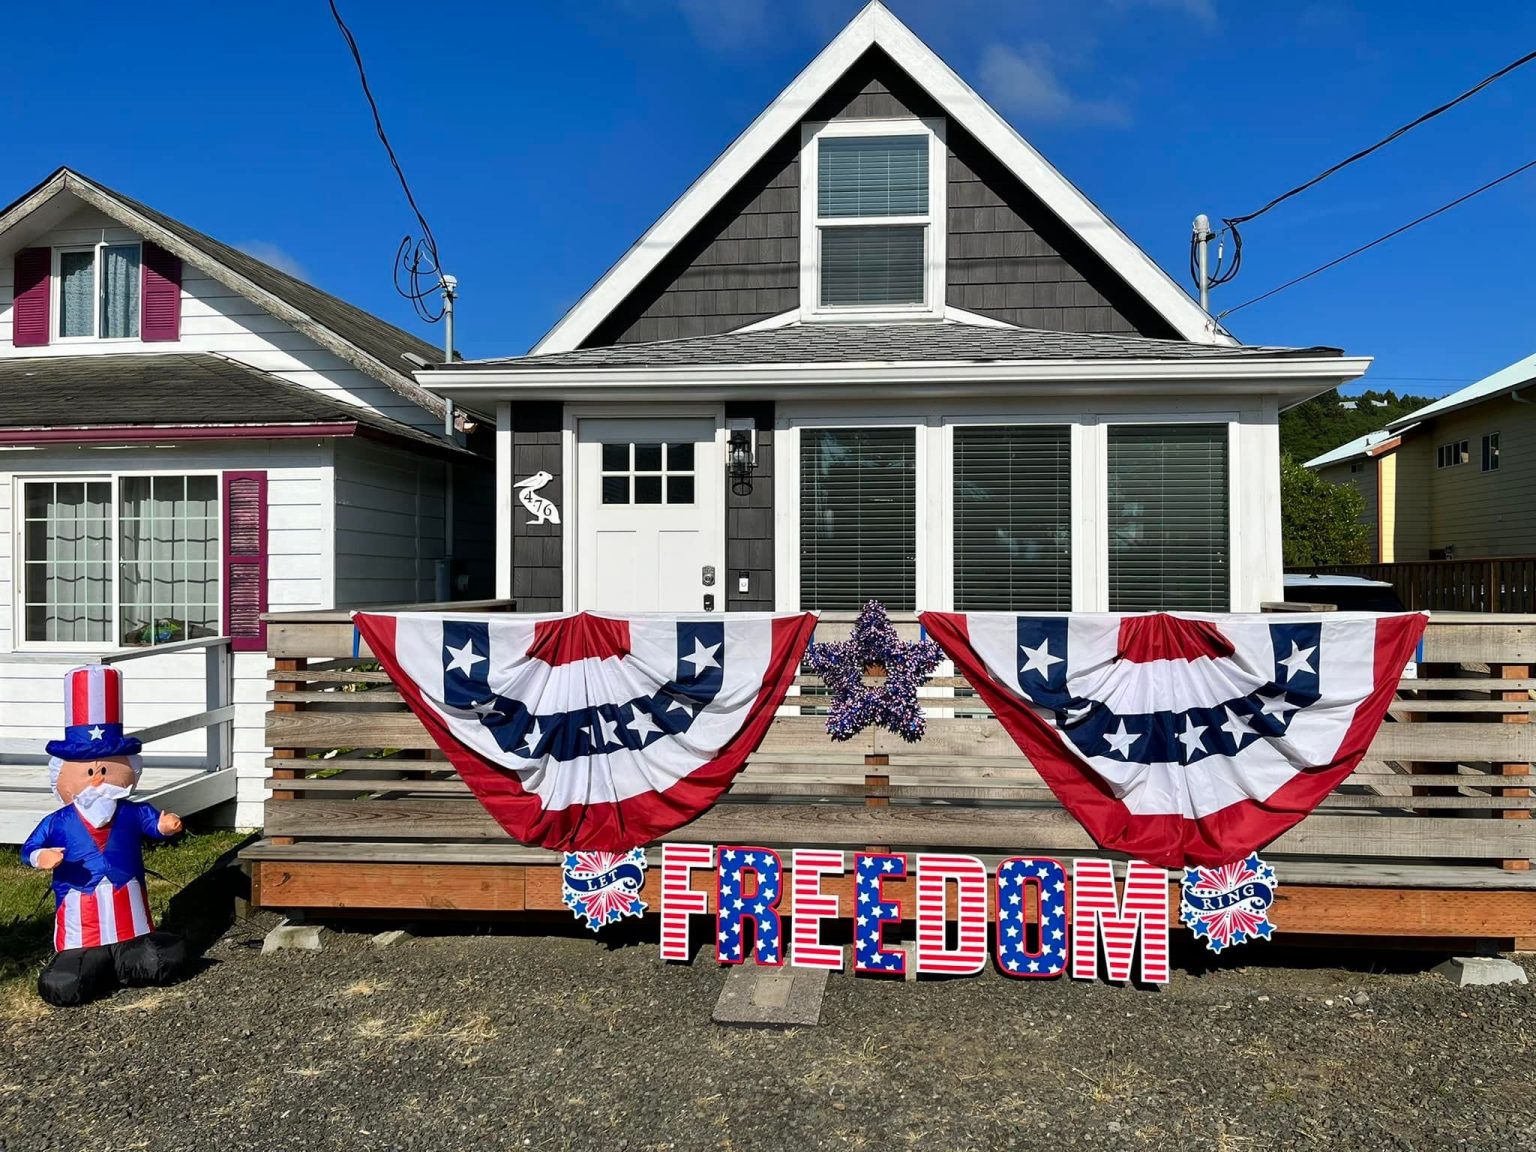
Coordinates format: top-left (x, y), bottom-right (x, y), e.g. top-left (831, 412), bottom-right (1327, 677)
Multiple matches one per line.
top-left (800, 118), bottom-right (946, 321)
top-left (56, 243), bottom-right (141, 340)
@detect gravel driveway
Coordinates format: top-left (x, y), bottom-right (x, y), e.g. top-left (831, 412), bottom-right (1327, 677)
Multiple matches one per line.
top-left (2, 912), bottom-right (1533, 1152)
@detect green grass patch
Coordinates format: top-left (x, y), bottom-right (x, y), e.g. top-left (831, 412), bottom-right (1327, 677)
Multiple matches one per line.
top-left (0, 828), bottom-right (247, 1017)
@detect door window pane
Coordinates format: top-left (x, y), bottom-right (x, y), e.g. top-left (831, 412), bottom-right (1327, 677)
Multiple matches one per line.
top-left (954, 425), bottom-right (1071, 611)
top-left (1108, 425), bottom-right (1228, 611)
top-left (800, 427), bottom-right (916, 610)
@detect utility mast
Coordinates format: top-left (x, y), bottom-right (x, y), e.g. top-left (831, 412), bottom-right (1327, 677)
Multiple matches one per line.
top-left (1192, 214), bottom-right (1214, 313)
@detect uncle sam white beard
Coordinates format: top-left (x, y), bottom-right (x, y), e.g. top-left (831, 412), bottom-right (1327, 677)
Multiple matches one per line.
top-left (73, 782), bottom-right (133, 828)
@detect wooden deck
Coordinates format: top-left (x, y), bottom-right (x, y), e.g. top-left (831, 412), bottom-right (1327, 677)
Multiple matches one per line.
top-left (243, 610), bottom-right (1536, 949)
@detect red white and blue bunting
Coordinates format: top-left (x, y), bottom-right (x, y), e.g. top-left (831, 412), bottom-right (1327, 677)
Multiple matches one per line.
top-left (353, 611), bottom-right (817, 854)
top-left (919, 610), bottom-right (1427, 869)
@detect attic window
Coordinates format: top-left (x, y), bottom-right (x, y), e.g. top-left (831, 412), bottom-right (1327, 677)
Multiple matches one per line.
top-left (800, 119), bottom-right (946, 321)
top-left (56, 243), bottom-right (141, 340)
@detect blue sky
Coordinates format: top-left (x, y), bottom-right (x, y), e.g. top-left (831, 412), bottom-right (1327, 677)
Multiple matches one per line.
top-left (4, 1), bottom-right (1533, 395)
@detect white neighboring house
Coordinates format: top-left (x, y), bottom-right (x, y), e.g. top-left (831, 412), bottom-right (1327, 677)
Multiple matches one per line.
top-left (0, 167), bottom-right (493, 839)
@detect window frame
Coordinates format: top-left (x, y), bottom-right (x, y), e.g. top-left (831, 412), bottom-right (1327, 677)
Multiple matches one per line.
top-left (1483, 432), bottom-right (1501, 473)
top-left (1437, 440), bottom-right (1470, 469)
top-left (1100, 417), bottom-right (1236, 614)
top-left (14, 470), bottom-right (222, 653)
top-left (942, 419), bottom-right (1080, 612)
top-left (51, 241), bottom-right (143, 343)
top-left (776, 415), bottom-right (932, 611)
top-left (798, 117), bottom-right (947, 323)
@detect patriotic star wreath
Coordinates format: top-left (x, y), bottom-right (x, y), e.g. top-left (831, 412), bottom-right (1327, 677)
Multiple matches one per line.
top-left (806, 601), bottom-right (942, 742)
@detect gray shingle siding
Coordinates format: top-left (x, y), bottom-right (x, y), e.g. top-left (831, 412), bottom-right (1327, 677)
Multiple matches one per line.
top-left (945, 124), bottom-right (1177, 337)
top-left (577, 47), bottom-right (1179, 351)
top-left (508, 401), bottom-right (564, 611)
top-left (585, 139), bottom-right (800, 346)
top-left (724, 401), bottom-right (775, 611)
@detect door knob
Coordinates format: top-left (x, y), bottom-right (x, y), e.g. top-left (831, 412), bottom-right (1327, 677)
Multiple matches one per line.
top-left (703, 594), bottom-right (716, 611)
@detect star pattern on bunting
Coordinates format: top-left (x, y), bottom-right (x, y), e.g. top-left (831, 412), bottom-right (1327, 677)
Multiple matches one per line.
top-left (444, 638), bottom-right (487, 675)
top-left (1278, 640), bottom-right (1318, 681)
top-left (1019, 638), bottom-right (1064, 677)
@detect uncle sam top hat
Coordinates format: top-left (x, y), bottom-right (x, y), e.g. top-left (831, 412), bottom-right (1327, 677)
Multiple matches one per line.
top-left (46, 665), bottom-right (143, 760)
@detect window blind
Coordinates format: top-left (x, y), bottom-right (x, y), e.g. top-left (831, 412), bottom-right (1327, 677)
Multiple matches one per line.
top-left (800, 427), bottom-right (916, 610)
top-left (818, 136), bottom-right (928, 217)
top-left (820, 225), bottom-right (925, 307)
top-left (953, 425), bottom-right (1072, 610)
top-left (1107, 424), bottom-right (1229, 612)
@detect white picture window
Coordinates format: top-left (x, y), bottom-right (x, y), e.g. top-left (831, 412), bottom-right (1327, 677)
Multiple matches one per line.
top-left (800, 119), bottom-right (946, 320)
top-left (55, 243), bottom-right (141, 340)
top-left (799, 426), bottom-right (917, 610)
top-left (1107, 424), bottom-right (1229, 612)
top-left (20, 474), bottom-right (219, 647)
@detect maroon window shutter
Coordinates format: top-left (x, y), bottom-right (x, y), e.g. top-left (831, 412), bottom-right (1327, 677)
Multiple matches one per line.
top-left (141, 242), bottom-right (181, 342)
top-left (223, 471), bottom-right (268, 652)
top-left (12, 248), bottom-right (50, 347)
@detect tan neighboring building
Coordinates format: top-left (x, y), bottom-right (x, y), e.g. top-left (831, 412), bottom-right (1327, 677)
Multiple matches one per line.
top-left (1307, 353), bottom-right (1536, 561)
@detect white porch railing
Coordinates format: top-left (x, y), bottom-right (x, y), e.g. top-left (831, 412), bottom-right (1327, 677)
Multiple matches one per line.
top-left (0, 636), bottom-right (234, 770)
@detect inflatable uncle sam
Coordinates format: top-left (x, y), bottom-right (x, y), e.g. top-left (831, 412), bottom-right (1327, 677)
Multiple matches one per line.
top-left (20, 665), bottom-right (188, 1007)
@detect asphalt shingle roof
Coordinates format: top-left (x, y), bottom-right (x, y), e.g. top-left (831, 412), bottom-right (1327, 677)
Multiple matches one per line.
top-left (0, 169), bottom-right (445, 408)
top-left (103, 183), bottom-right (444, 376)
top-left (450, 323), bottom-right (1340, 370)
top-left (0, 353), bottom-right (456, 451)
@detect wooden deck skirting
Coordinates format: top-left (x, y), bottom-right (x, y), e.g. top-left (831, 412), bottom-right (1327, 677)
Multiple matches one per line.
top-left (244, 609), bottom-right (1536, 949)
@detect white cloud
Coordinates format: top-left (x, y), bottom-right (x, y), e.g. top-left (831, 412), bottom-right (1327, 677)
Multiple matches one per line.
top-left (977, 43), bottom-right (1130, 126)
top-left (236, 240), bottom-right (310, 281)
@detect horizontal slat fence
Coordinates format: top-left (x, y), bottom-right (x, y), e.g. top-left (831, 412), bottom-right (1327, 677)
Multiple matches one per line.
top-left (249, 611), bottom-right (1536, 892)
top-left (1298, 559), bottom-right (1536, 613)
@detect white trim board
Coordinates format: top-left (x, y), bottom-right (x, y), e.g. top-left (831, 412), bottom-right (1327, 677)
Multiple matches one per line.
top-left (532, 1), bottom-right (1230, 354)
top-left (419, 355), bottom-right (1371, 406)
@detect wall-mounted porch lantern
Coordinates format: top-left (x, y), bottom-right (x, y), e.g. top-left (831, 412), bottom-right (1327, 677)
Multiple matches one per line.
top-left (727, 418), bottom-right (757, 496)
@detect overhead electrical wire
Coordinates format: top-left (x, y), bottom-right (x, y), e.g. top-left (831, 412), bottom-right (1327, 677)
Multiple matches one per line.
top-left (1217, 157), bottom-right (1536, 319)
top-left (1195, 46), bottom-right (1536, 300)
top-left (327, 0), bottom-right (446, 323)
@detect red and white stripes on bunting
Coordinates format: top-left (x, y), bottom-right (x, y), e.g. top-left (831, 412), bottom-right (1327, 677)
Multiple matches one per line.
top-left (1071, 859), bottom-right (1169, 984)
top-left (914, 854), bottom-right (990, 976)
top-left (659, 843), bottom-right (714, 962)
top-left (790, 850), bottom-right (846, 971)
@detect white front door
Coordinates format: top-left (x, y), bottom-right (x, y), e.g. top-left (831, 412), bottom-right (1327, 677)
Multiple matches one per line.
top-left (577, 417), bottom-right (722, 612)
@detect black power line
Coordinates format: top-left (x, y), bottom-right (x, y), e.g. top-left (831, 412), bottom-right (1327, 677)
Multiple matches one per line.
top-left (1196, 46), bottom-right (1536, 298)
top-left (1218, 157), bottom-right (1536, 319)
top-left (327, 0), bottom-right (446, 323)
top-left (1228, 48), bottom-right (1536, 229)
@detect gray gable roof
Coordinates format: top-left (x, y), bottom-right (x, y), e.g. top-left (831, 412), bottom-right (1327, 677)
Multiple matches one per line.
top-left (0, 353), bottom-right (464, 453)
top-left (449, 322), bottom-right (1339, 371)
top-left (0, 168), bottom-right (449, 418)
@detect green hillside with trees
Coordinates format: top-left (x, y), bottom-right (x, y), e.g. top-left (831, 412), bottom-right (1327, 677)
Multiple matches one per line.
top-left (1280, 388), bottom-right (1433, 462)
